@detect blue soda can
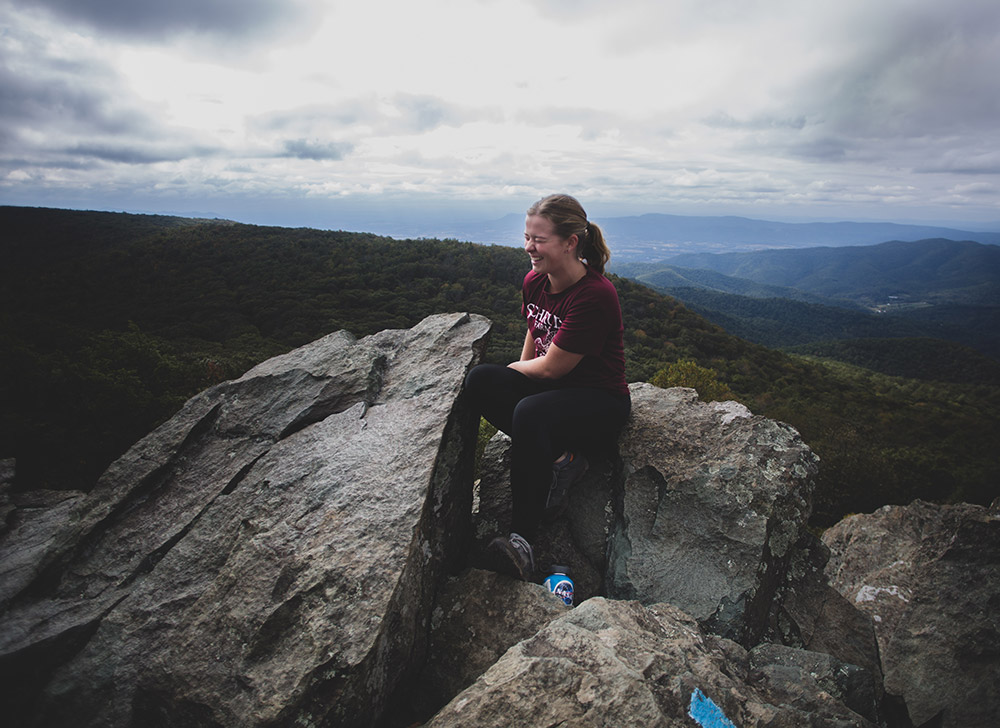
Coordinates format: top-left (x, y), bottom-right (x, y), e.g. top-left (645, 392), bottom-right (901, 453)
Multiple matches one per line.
top-left (544, 567), bottom-right (574, 606)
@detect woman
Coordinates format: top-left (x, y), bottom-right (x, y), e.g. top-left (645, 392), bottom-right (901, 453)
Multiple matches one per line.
top-left (464, 193), bottom-right (631, 581)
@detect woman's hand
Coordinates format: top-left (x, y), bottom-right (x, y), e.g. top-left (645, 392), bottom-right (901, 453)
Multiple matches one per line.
top-left (508, 343), bottom-right (583, 380)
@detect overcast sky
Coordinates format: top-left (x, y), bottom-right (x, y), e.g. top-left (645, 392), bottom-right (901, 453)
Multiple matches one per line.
top-left (2, 0), bottom-right (999, 232)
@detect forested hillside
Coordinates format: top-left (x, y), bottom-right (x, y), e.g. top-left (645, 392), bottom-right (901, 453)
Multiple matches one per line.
top-left (608, 261), bottom-right (859, 306)
top-left (788, 337), bottom-right (1000, 384)
top-left (2, 206), bottom-right (997, 526)
top-left (658, 288), bottom-right (1000, 360)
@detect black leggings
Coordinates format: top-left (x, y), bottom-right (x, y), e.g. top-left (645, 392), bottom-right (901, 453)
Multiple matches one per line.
top-left (464, 363), bottom-right (631, 540)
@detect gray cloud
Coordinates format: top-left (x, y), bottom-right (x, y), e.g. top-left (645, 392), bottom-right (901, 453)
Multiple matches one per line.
top-left (0, 63), bottom-right (147, 139)
top-left (62, 143), bottom-right (215, 165)
top-left (697, 1), bottom-right (1000, 191)
top-left (9, 0), bottom-right (314, 41)
top-left (702, 113), bottom-right (807, 132)
top-left (0, 23), bottom-right (182, 176)
top-left (392, 94), bottom-right (471, 133)
top-left (515, 106), bottom-right (618, 126)
top-left (281, 139), bottom-right (353, 161)
top-left (0, 21), bottom-right (221, 175)
top-left (788, 2), bottom-right (1000, 141)
top-left (785, 138), bottom-right (850, 163)
top-left (3, 0), bottom-right (997, 228)
top-left (0, 22), bottom-right (144, 135)
top-left (916, 150), bottom-right (1000, 176)
top-left (253, 100), bottom-right (382, 134)
top-left (253, 94), bottom-right (477, 140)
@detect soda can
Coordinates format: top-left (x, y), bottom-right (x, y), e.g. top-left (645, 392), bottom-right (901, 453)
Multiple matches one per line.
top-left (544, 567), bottom-right (574, 607)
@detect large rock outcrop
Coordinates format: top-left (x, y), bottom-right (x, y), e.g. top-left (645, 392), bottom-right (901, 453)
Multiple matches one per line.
top-left (6, 312), bottom-right (983, 727)
top-left (823, 500), bottom-right (1000, 728)
top-left (410, 568), bottom-right (882, 727)
top-left (773, 530), bottom-right (885, 687)
top-left (0, 312), bottom-right (490, 728)
top-left (608, 383), bottom-right (820, 646)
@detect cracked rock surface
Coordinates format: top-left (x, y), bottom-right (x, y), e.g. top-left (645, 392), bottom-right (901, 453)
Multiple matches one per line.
top-left (823, 500), bottom-right (1000, 728)
top-left (0, 313), bottom-right (490, 728)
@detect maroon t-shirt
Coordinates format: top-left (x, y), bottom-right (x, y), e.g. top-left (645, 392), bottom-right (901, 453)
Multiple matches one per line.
top-left (521, 267), bottom-right (629, 395)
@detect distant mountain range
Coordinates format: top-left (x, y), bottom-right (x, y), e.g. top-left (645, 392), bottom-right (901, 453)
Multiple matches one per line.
top-left (612, 238), bottom-right (1000, 361)
top-left (654, 238), bottom-right (1000, 306)
top-left (609, 263), bottom-right (862, 308)
top-left (598, 214), bottom-right (1000, 259)
top-left (408, 212), bottom-right (1000, 259)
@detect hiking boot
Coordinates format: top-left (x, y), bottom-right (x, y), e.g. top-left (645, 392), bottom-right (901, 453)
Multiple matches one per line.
top-left (485, 532), bottom-right (536, 581)
top-left (544, 452), bottom-right (589, 520)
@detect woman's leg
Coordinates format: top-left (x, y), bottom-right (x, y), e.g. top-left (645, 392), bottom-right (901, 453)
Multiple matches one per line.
top-left (463, 363), bottom-right (546, 435)
top-left (508, 388), bottom-right (630, 540)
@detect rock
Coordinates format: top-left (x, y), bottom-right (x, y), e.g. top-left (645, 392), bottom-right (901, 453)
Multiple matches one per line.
top-left (823, 500), bottom-right (1000, 728)
top-left (776, 531), bottom-right (883, 683)
top-left (396, 567), bottom-right (569, 723)
top-left (748, 643), bottom-right (881, 724)
top-left (0, 313), bottom-right (491, 728)
top-left (0, 487), bottom-right (87, 609)
top-left (424, 596), bottom-right (876, 727)
top-left (471, 430), bottom-right (513, 546)
top-left (607, 384), bottom-right (819, 646)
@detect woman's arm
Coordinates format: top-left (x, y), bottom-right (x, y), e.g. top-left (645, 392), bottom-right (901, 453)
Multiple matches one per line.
top-left (508, 342), bottom-right (583, 380)
top-left (519, 329), bottom-right (535, 361)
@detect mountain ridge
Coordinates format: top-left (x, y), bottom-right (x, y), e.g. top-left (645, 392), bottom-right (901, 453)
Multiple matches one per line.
top-left (661, 238), bottom-right (1000, 305)
top-left (609, 261), bottom-right (863, 308)
top-left (612, 238), bottom-right (1000, 361)
top-left (7, 204), bottom-right (1000, 258)
top-left (422, 211), bottom-right (1000, 258)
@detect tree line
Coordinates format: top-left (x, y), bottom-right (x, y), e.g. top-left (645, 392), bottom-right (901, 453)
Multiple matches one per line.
top-left (2, 207), bottom-right (997, 526)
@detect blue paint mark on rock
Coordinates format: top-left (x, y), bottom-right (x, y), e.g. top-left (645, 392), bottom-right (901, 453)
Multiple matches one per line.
top-left (688, 688), bottom-right (737, 728)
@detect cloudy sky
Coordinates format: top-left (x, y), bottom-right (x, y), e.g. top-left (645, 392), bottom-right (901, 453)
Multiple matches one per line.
top-left (2, 0), bottom-right (999, 233)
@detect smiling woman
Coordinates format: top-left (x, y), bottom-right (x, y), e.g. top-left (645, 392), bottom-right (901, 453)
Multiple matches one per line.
top-left (464, 193), bottom-right (631, 583)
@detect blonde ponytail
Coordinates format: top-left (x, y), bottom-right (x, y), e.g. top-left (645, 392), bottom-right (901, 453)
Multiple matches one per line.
top-left (578, 221), bottom-right (610, 275)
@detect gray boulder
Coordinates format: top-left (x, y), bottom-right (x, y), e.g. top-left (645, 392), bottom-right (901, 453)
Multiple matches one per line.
top-left (425, 596), bottom-right (876, 727)
top-left (0, 312), bottom-right (490, 728)
top-left (823, 500), bottom-right (1000, 728)
top-left (607, 383), bottom-right (820, 646)
top-left (776, 531), bottom-right (883, 682)
top-left (398, 567), bottom-right (569, 723)
top-left (0, 458), bottom-right (91, 602)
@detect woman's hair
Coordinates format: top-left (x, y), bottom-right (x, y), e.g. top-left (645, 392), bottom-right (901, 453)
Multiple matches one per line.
top-left (527, 193), bottom-right (611, 275)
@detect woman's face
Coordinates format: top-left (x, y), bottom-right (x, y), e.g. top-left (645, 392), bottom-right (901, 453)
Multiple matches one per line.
top-left (524, 214), bottom-right (577, 276)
